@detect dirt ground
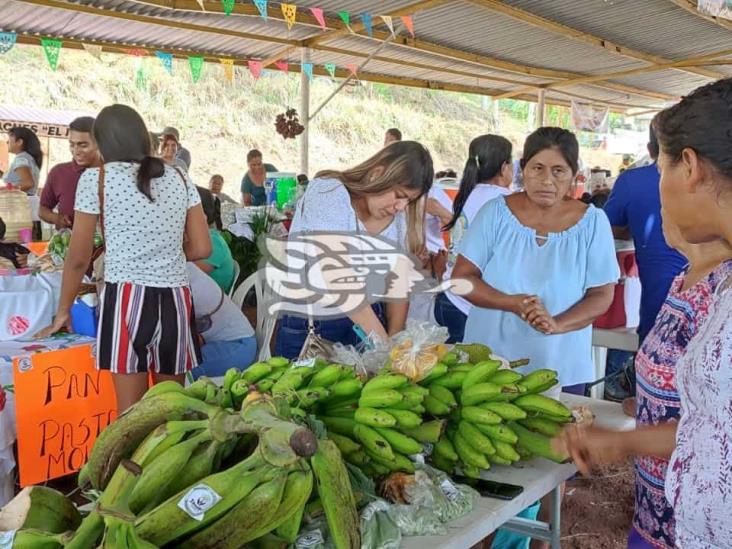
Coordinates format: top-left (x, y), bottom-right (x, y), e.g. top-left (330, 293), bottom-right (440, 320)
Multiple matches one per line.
top-left (560, 462), bottom-right (635, 548)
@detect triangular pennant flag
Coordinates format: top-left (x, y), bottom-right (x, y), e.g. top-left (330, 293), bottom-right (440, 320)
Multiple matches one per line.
top-left (275, 60), bottom-right (289, 73)
top-left (346, 63), bottom-right (358, 77)
top-left (401, 15), bottom-right (414, 37)
top-left (310, 7), bottom-right (326, 30)
top-left (0, 32), bottom-right (17, 54)
top-left (82, 43), bottom-right (104, 60)
top-left (302, 62), bottom-right (313, 81)
top-left (253, 0), bottom-right (267, 20)
top-left (324, 63), bottom-right (337, 78)
top-left (248, 60), bottom-right (263, 79)
top-left (126, 48), bottom-right (148, 57)
top-left (41, 38), bottom-right (62, 71)
top-left (360, 13), bottom-right (373, 37)
top-left (338, 11), bottom-right (353, 32)
top-left (380, 15), bottom-right (395, 36)
top-left (135, 59), bottom-right (147, 90)
top-left (220, 58), bottom-right (235, 82)
top-left (155, 51), bottom-right (174, 74)
top-left (188, 56), bottom-right (204, 83)
top-left (281, 3), bottom-right (297, 30)
top-left (221, 0), bottom-right (234, 15)
top-left (195, 0), bottom-right (206, 10)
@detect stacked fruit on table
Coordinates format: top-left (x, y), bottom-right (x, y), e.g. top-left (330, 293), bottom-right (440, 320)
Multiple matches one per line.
top-left (221, 343), bottom-right (571, 480)
top-left (0, 377), bottom-right (362, 549)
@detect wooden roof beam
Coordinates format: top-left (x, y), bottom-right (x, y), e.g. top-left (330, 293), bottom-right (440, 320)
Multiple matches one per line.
top-left (497, 48), bottom-right (732, 99)
top-left (16, 0), bottom-right (299, 46)
top-left (466, 0), bottom-right (725, 80)
top-left (18, 0), bottom-right (675, 103)
top-left (13, 34), bottom-right (647, 112)
top-left (261, 0), bottom-right (452, 69)
top-left (667, 0), bottom-right (732, 32)
top-left (125, 0), bottom-right (674, 102)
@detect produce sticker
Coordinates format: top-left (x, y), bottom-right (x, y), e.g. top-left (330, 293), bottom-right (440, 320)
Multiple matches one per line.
top-left (13, 345), bottom-right (117, 486)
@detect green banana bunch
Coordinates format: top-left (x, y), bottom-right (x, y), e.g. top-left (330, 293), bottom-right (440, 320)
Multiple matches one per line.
top-left (178, 470), bottom-right (289, 549)
top-left (84, 391), bottom-right (220, 490)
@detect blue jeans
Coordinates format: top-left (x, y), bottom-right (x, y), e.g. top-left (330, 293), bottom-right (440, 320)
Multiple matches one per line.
top-left (189, 336), bottom-right (258, 380)
top-left (275, 304), bottom-right (386, 360)
top-left (434, 293), bottom-right (467, 344)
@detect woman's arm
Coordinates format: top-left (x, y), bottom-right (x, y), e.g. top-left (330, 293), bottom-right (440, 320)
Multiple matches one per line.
top-left (194, 260), bottom-right (214, 274)
top-left (525, 284), bottom-right (614, 334)
top-left (426, 198), bottom-right (453, 226)
top-left (36, 212), bottom-right (97, 336)
top-left (241, 193), bottom-right (252, 206)
top-left (348, 305), bottom-right (388, 342)
top-left (12, 166), bottom-right (34, 192)
top-left (559, 422), bottom-right (678, 476)
top-left (385, 301), bottom-right (408, 336)
top-left (184, 204), bottom-right (212, 261)
top-left (451, 255), bottom-right (534, 315)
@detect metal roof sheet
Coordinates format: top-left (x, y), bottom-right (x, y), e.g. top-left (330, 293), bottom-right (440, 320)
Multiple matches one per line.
top-left (2, 0), bottom-right (730, 111)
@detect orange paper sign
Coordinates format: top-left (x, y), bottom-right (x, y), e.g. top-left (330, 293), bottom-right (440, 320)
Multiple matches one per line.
top-left (13, 345), bottom-right (117, 487)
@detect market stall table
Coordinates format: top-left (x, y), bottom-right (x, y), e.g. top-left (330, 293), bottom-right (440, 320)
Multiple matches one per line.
top-left (403, 394), bottom-right (634, 549)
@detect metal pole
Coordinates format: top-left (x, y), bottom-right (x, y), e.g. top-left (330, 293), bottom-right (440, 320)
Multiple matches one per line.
top-left (309, 30), bottom-right (398, 123)
top-left (299, 47), bottom-right (311, 176)
top-left (550, 485), bottom-right (562, 549)
top-left (536, 89), bottom-right (546, 128)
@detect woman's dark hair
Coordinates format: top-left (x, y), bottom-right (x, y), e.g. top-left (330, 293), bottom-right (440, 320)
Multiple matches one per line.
top-left (196, 186), bottom-right (216, 226)
top-left (444, 135), bottom-right (512, 231)
top-left (521, 127), bottom-right (579, 175)
top-left (653, 77), bottom-right (732, 184)
top-left (8, 127), bottom-right (43, 170)
top-left (93, 105), bottom-right (164, 201)
top-left (0, 217), bottom-right (5, 240)
top-left (315, 141), bottom-right (434, 253)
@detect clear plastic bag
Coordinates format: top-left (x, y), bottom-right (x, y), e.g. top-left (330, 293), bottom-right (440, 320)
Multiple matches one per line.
top-left (360, 499), bottom-right (402, 549)
top-left (387, 321), bottom-right (449, 382)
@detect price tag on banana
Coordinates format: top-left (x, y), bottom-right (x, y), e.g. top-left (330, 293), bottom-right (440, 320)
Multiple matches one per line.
top-left (292, 358), bottom-right (317, 369)
top-left (177, 484), bottom-right (222, 521)
top-left (296, 530), bottom-right (324, 548)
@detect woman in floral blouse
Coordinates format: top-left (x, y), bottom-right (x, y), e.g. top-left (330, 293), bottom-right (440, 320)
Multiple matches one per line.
top-left (559, 77), bottom-right (732, 548)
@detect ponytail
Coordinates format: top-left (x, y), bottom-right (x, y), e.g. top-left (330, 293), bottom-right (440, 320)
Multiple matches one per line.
top-left (137, 156), bottom-right (165, 201)
top-left (444, 156), bottom-right (479, 231)
top-left (444, 134), bottom-right (512, 231)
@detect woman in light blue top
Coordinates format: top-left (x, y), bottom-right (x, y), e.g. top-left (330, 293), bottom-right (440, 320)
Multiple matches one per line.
top-left (453, 127), bottom-right (619, 392)
top-left (4, 126), bottom-right (42, 196)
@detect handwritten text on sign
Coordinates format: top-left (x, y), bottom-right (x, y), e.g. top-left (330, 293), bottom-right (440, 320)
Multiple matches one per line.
top-left (13, 345), bottom-right (117, 487)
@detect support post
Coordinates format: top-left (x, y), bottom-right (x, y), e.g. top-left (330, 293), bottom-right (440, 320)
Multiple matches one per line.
top-left (299, 47), bottom-right (311, 176)
top-left (536, 89), bottom-right (546, 128)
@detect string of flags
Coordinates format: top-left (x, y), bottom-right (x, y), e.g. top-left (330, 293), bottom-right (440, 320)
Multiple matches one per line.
top-left (0, 2), bottom-right (417, 82)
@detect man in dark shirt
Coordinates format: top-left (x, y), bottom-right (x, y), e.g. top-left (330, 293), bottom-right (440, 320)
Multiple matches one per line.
top-left (604, 127), bottom-right (686, 343)
top-left (39, 117), bottom-right (100, 229)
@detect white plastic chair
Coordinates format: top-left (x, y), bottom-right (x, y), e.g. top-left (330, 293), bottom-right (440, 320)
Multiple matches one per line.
top-left (228, 262), bottom-right (240, 297)
top-left (231, 270), bottom-right (279, 362)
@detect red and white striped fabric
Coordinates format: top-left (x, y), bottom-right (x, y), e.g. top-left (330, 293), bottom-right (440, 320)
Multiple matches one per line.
top-left (97, 282), bottom-right (199, 375)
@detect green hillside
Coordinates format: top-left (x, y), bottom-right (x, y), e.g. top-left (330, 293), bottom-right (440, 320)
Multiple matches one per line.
top-left (1, 44), bottom-right (616, 199)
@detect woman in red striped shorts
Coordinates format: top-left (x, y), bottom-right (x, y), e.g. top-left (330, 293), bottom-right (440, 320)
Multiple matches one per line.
top-left (40, 105), bottom-right (211, 412)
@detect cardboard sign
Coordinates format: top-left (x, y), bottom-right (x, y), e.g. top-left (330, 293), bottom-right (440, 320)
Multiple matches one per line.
top-left (13, 345), bottom-right (117, 486)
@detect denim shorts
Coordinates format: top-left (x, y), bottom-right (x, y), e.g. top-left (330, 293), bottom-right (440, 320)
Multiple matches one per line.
top-left (275, 303), bottom-right (386, 359)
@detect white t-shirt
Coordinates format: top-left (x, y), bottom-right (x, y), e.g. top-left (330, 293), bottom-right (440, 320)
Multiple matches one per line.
top-left (444, 183), bottom-right (512, 314)
top-left (425, 186), bottom-right (453, 253)
top-left (290, 178), bottom-right (407, 249)
top-left (75, 162), bottom-right (201, 287)
top-left (186, 263), bottom-right (254, 342)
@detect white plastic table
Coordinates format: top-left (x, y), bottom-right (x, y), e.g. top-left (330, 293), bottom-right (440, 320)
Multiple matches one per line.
top-left (403, 395), bottom-right (634, 549)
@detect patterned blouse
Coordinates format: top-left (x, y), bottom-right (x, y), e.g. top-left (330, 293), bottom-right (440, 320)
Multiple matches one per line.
top-left (666, 261), bottom-right (732, 548)
top-left (633, 260), bottom-right (732, 548)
